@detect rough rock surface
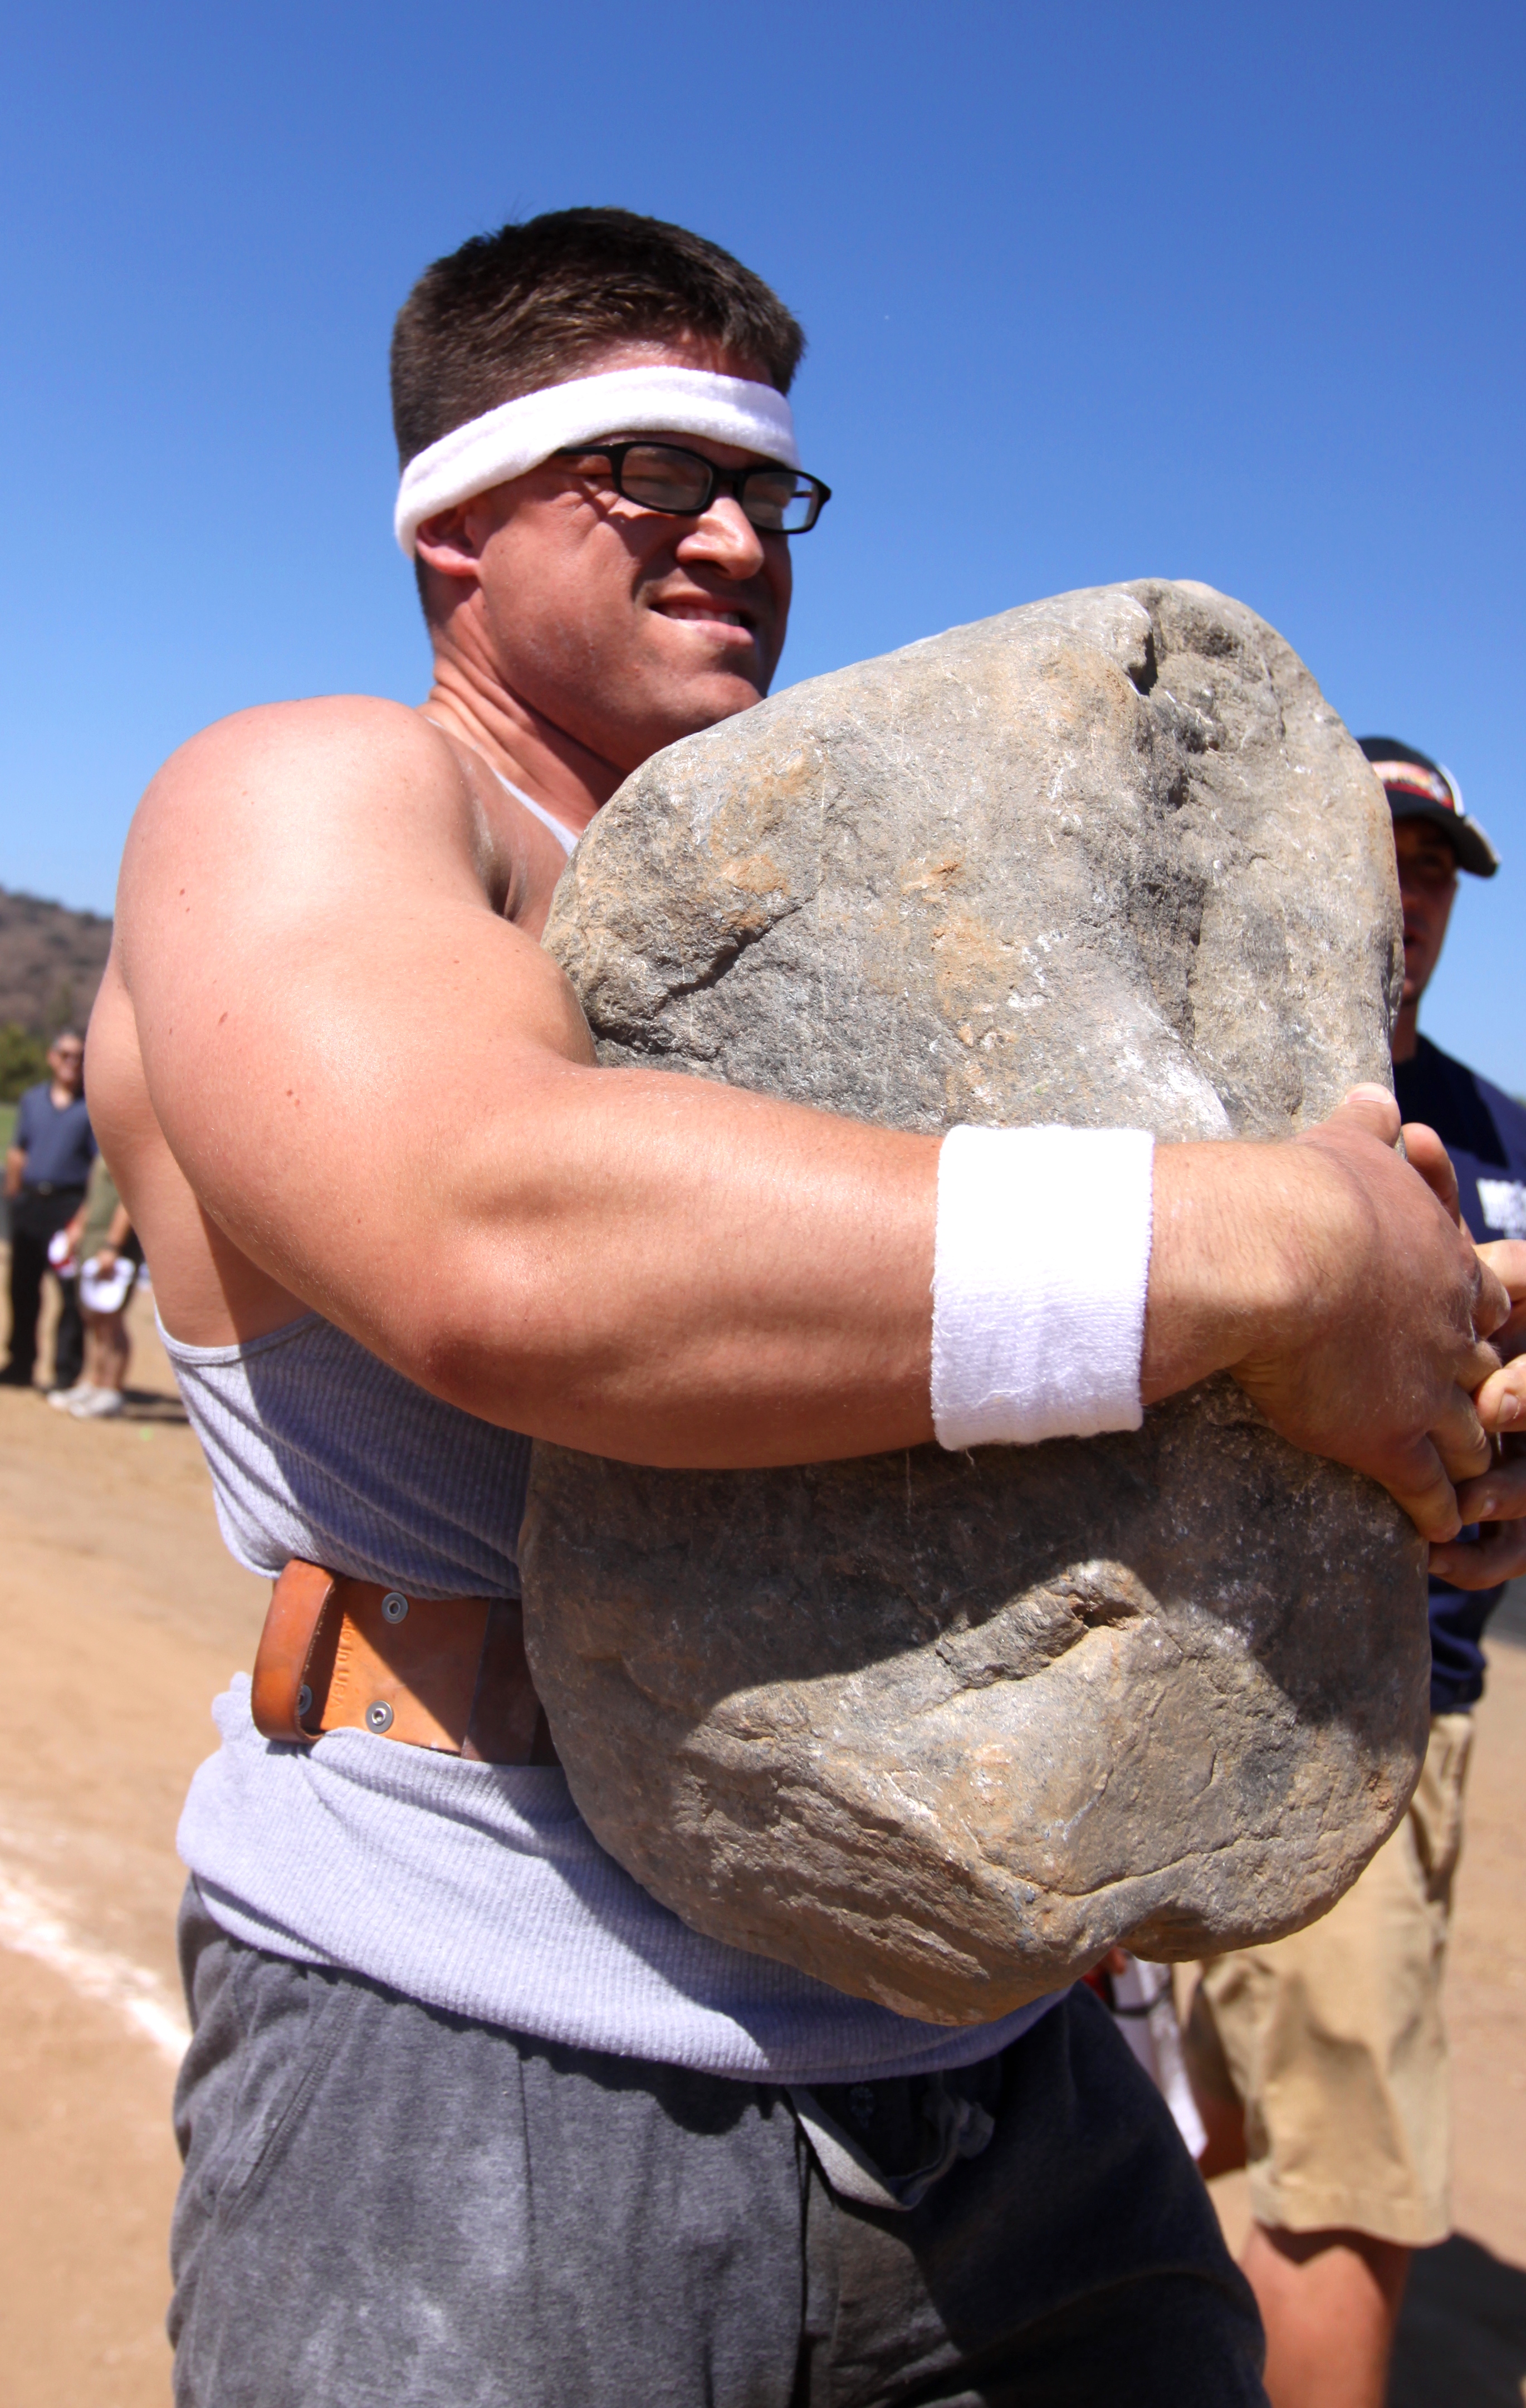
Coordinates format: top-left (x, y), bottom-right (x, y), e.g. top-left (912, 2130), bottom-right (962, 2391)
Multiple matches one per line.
top-left (520, 579), bottom-right (1430, 2027)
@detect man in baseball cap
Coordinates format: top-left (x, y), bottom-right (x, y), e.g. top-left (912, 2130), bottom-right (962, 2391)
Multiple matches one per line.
top-left (1359, 737), bottom-right (1499, 880)
top-left (1187, 735), bottom-right (1525, 2408)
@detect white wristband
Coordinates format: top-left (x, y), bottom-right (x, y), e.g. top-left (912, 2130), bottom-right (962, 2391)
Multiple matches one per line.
top-left (931, 1124), bottom-right (1155, 1450)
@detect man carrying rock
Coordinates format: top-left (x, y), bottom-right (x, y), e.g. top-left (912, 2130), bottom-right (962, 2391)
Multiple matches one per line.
top-left (1187, 738), bottom-right (1526, 2408)
top-left (90, 209), bottom-right (1524, 2407)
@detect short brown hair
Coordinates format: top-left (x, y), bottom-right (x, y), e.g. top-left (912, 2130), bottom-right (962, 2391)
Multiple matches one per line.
top-left (390, 207), bottom-right (805, 468)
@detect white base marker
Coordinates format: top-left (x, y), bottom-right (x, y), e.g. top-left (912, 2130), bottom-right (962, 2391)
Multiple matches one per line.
top-left (0, 1866), bottom-right (189, 2066)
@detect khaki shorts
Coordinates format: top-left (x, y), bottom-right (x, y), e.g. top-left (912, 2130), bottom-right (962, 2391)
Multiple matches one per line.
top-left (1184, 1712), bottom-right (1473, 2247)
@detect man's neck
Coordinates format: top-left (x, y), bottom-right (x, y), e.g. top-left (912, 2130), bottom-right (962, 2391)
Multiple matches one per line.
top-left (1391, 1002), bottom-right (1421, 1066)
top-left (49, 1080), bottom-right (77, 1109)
top-left (421, 653), bottom-right (622, 837)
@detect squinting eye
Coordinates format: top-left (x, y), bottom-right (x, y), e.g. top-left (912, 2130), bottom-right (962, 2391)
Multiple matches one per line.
top-left (620, 448), bottom-right (711, 511)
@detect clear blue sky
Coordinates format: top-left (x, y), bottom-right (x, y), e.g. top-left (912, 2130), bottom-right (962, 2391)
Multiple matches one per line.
top-left (4, 0), bottom-right (1521, 1088)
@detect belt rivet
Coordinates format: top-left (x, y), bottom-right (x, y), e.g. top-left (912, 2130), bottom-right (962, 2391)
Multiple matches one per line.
top-left (366, 1700), bottom-right (395, 1734)
top-left (382, 1592), bottom-right (409, 1624)
top-left (296, 1684), bottom-right (312, 1720)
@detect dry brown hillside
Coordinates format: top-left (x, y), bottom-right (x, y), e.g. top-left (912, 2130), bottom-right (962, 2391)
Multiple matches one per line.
top-left (0, 888), bottom-right (113, 1038)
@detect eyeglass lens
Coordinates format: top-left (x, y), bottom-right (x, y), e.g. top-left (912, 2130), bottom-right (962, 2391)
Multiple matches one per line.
top-left (615, 445), bottom-right (824, 533)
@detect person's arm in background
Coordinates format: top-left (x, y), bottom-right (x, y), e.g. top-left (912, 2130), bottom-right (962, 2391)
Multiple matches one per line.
top-left (1397, 1122), bottom-right (1526, 1586)
top-left (1431, 1234), bottom-right (1526, 1587)
top-left (92, 1201), bottom-right (133, 1277)
top-left (4, 1089), bottom-right (32, 1200)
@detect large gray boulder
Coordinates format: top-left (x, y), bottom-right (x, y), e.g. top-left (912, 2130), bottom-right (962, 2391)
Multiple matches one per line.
top-left (519, 579), bottom-right (1429, 2028)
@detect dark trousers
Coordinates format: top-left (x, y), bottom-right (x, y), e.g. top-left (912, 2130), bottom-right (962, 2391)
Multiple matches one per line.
top-left (170, 1887), bottom-right (1267, 2407)
top-left (4, 1186), bottom-right (85, 1387)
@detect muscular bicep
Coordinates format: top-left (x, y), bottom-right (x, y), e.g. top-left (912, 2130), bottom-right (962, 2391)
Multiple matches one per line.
top-left (114, 698), bottom-right (943, 1466)
top-left (117, 698), bottom-right (595, 1347)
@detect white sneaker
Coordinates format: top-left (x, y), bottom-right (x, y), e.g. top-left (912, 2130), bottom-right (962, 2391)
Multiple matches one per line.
top-left (48, 1383), bottom-right (95, 1411)
top-left (70, 1387), bottom-right (124, 1419)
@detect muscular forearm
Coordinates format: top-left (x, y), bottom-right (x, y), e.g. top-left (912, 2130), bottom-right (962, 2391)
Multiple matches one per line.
top-left (272, 1068), bottom-right (1501, 1538)
top-left (4, 1147), bottom-right (23, 1200)
top-left (282, 1060), bottom-right (943, 1467)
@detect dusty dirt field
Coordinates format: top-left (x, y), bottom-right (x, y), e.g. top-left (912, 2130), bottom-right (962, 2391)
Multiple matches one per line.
top-left (0, 1287), bottom-right (266, 2406)
top-left (1204, 1582), bottom-right (1526, 2403)
top-left (0, 1278), bottom-right (1522, 2405)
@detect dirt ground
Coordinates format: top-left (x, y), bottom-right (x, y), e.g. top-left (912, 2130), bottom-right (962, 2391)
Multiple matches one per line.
top-left (0, 1280), bottom-right (1522, 2405)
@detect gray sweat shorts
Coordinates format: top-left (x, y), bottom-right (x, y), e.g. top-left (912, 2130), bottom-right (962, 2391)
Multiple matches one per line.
top-left (170, 1885), bottom-right (1265, 2407)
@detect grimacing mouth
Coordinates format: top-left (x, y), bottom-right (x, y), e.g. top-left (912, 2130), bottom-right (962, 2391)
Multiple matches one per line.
top-left (649, 591), bottom-right (762, 635)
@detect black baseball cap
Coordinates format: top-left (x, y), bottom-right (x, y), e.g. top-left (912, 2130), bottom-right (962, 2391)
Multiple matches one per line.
top-left (1358, 736), bottom-right (1499, 878)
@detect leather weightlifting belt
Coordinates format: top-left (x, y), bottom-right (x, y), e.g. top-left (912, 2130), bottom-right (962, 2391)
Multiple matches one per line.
top-left (250, 1559), bottom-right (558, 1766)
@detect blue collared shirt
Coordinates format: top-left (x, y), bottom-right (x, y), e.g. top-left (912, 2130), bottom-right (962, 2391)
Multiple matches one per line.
top-left (13, 1079), bottom-right (96, 1190)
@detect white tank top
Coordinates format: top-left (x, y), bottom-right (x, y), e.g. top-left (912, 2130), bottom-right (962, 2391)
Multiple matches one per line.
top-left (507, 778), bottom-right (579, 854)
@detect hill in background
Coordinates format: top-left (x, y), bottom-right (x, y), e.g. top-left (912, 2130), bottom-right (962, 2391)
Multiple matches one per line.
top-left (0, 887), bottom-right (112, 1037)
top-left (0, 888), bottom-right (114, 1099)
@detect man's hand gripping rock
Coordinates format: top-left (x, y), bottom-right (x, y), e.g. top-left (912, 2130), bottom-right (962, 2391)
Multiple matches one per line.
top-left (1144, 1086), bottom-right (1511, 1542)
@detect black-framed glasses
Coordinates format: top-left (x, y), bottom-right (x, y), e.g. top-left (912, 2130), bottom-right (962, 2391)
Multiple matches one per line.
top-left (555, 441), bottom-right (832, 534)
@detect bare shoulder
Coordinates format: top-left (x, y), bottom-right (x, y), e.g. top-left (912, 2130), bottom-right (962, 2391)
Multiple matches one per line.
top-left (133, 692), bottom-right (449, 806)
top-left (120, 697), bottom-right (485, 936)
top-left (106, 694), bottom-right (594, 1344)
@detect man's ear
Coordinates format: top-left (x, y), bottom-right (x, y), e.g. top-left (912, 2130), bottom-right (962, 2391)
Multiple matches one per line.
top-left (413, 502), bottom-right (491, 589)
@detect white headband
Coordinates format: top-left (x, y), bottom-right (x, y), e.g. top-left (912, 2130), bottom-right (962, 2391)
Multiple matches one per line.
top-left (394, 366), bottom-right (800, 557)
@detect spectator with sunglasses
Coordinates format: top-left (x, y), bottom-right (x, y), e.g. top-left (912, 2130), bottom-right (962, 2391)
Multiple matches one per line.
top-left (2, 1030), bottom-right (94, 1393)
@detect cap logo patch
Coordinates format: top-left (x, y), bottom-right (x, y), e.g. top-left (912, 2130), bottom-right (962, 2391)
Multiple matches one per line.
top-left (1368, 760), bottom-right (1457, 812)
